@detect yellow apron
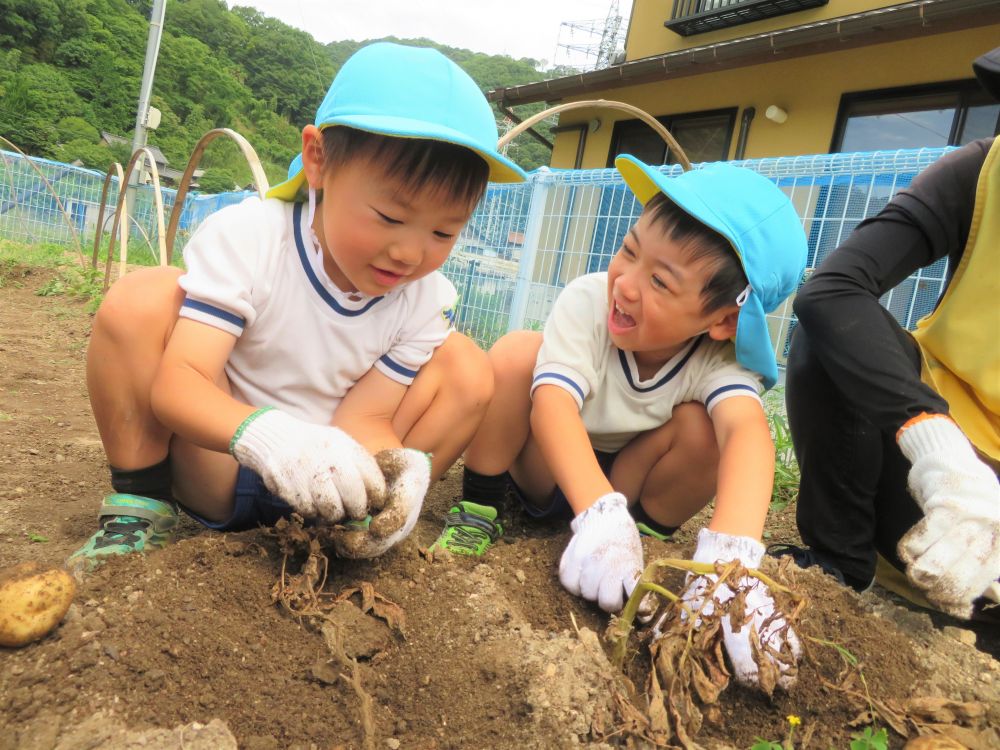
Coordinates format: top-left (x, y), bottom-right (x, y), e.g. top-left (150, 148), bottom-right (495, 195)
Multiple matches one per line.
top-left (911, 137), bottom-right (1000, 464)
top-left (877, 139), bottom-right (1000, 609)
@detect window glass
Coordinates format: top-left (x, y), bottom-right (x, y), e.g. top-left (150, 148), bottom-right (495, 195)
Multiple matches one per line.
top-left (838, 92), bottom-right (956, 152)
top-left (608, 109), bottom-right (735, 166)
top-left (959, 103), bottom-right (1000, 145)
top-left (834, 83), bottom-right (998, 152)
top-left (667, 112), bottom-right (733, 164)
top-left (610, 121), bottom-right (670, 165)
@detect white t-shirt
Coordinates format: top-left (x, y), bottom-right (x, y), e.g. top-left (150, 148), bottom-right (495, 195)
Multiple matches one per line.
top-left (531, 273), bottom-right (762, 452)
top-left (177, 196), bottom-right (457, 424)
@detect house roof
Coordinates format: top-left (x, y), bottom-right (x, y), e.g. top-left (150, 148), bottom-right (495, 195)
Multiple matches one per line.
top-left (100, 131), bottom-right (169, 167)
top-left (489, 0), bottom-right (1000, 106)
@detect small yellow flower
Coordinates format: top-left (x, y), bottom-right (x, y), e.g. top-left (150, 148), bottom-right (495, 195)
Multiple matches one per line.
top-left (787, 715), bottom-right (802, 727)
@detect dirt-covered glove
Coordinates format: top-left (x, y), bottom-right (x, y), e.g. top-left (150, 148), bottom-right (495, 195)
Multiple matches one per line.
top-left (230, 407), bottom-right (386, 523)
top-left (559, 492), bottom-right (643, 613)
top-left (671, 528), bottom-right (801, 691)
top-left (896, 414), bottom-right (1000, 619)
top-left (331, 449), bottom-right (430, 559)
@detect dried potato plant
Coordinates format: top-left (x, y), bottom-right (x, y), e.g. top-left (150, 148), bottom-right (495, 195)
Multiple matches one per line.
top-left (608, 558), bottom-right (806, 749)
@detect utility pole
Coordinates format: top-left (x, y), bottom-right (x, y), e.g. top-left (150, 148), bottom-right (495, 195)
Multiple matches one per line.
top-left (129, 0), bottom-right (167, 188)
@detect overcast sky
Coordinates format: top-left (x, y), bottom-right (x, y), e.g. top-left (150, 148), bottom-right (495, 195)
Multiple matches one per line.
top-left (231, 0), bottom-right (628, 68)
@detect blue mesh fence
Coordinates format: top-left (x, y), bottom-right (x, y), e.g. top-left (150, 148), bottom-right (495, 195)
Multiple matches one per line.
top-left (1, 146), bottom-right (952, 370)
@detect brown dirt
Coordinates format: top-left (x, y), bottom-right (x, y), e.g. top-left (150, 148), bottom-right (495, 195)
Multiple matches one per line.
top-left (1, 265), bottom-right (998, 750)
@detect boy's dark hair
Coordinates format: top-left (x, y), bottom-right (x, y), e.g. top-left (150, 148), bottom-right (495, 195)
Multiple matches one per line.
top-left (644, 192), bottom-right (748, 314)
top-left (322, 126), bottom-right (490, 210)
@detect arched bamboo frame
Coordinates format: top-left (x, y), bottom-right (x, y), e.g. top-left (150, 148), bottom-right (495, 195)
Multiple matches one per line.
top-left (165, 128), bottom-right (269, 264)
top-left (91, 162), bottom-right (127, 271)
top-left (0, 135), bottom-right (86, 267)
top-left (103, 147), bottom-right (167, 291)
top-left (498, 99), bottom-right (693, 172)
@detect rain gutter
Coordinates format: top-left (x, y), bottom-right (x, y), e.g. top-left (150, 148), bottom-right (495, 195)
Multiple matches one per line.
top-left (490, 0), bottom-right (1000, 107)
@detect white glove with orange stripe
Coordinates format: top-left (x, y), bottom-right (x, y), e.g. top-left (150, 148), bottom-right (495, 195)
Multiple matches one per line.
top-left (897, 414), bottom-right (1000, 619)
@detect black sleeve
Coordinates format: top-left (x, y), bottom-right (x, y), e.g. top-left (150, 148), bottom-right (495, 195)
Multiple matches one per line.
top-left (792, 138), bottom-right (991, 433)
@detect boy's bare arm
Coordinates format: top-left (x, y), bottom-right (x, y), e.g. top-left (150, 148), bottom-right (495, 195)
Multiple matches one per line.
top-left (707, 396), bottom-right (774, 540)
top-left (150, 318), bottom-right (255, 452)
top-left (332, 367), bottom-right (407, 455)
top-left (530, 385), bottom-right (612, 514)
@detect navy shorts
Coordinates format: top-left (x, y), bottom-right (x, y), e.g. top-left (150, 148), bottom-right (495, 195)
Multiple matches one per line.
top-left (511, 450), bottom-right (619, 521)
top-left (182, 465), bottom-right (298, 532)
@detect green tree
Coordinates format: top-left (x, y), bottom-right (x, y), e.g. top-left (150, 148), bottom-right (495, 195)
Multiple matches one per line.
top-left (0, 64), bottom-right (86, 154)
top-left (197, 167), bottom-right (238, 193)
top-left (54, 116), bottom-right (101, 144)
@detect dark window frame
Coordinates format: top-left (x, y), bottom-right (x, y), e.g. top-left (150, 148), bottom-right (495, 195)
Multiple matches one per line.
top-left (606, 106), bottom-right (737, 168)
top-left (830, 79), bottom-right (999, 152)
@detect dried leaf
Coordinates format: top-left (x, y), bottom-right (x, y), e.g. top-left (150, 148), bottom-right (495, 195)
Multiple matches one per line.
top-left (336, 584), bottom-right (407, 635)
top-left (647, 667), bottom-right (672, 742)
top-left (690, 659), bottom-right (723, 705)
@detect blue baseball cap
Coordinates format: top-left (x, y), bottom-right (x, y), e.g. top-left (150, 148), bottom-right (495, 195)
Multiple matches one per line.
top-left (615, 155), bottom-right (807, 389)
top-left (267, 42), bottom-right (526, 200)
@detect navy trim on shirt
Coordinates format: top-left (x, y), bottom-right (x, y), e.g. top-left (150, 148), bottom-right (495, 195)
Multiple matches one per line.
top-left (378, 354), bottom-right (418, 379)
top-left (533, 372), bottom-right (586, 402)
top-left (293, 202), bottom-right (383, 316)
top-left (618, 336), bottom-right (703, 393)
top-left (704, 383), bottom-right (758, 409)
top-left (182, 298), bottom-right (245, 329)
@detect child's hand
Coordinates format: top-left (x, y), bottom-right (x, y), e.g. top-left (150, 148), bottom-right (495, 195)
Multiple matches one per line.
top-left (331, 449), bottom-right (431, 559)
top-left (559, 492), bottom-right (643, 612)
top-left (664, 528), bottom-right (800, 691)
top-left (896, 415), bottom-right (1000, 619)
top-left (230, 408), bottom-right (387, 522)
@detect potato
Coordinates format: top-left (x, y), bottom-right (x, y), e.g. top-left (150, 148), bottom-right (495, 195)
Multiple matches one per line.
top-left (0, 561), bottom-right (76, 647)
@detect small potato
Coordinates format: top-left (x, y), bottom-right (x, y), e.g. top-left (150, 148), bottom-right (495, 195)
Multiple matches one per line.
top-left (0, 561), bottom-right (76, 647)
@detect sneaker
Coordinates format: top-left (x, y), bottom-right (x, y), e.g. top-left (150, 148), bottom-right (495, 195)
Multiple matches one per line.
top-left (635, 521), bottom-right (672, 542)
top-left (427, 501), bottom-right (503, 557)
top-left (766, 543), bottom-right (856, 589)
top-left (68, 494), bottom-right (179, 572)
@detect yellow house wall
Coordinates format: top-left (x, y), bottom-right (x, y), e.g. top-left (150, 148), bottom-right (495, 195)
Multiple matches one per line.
top-left (627, 0), bottom-right (916, 60)
top-left (549, 25), bottom-right (1000, 168)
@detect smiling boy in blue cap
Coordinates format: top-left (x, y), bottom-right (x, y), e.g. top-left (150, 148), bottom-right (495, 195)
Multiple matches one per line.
top-left (69, 42), bottom-right (525, 569)
top-left (436, 156), bottom-right (807, 691)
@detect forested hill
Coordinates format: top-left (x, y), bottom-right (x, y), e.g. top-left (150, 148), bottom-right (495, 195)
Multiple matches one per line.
top-left (0, 0), bottom-right (564, 191)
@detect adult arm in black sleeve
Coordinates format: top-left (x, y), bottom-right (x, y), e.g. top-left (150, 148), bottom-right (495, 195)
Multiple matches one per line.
top-left (792, 139), bottom-right (991, 434)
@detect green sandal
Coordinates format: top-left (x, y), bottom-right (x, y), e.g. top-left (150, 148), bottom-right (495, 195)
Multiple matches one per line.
top-left (67, 494), bottom-right (179, 572)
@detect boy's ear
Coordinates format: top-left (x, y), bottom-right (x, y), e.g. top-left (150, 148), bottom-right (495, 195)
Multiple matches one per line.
top-left (705, 306), bottom-right (740, 341)
top-left (300, 125), bottom-right (325, 189)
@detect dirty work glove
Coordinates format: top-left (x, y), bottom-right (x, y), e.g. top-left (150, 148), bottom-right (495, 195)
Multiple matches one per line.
top-left (332, 449), bottom-right (430, 559)
top-left (896, 414), bottom-right (1000, 619)
top-left (671, 528), bottom-right (801, 691)
top-left (559, 492), bottom-right (643, 613)
top-left (230, 407), bottom-right (386, 523)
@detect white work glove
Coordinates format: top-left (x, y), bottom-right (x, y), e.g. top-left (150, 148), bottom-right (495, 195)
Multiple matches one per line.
top-left (666, 528), bottom-right (801, 691)
top-left (230, 407), bottom-right (386, 523)
top-left (897, 415), bottom-right (1000, 619)
top-left (559, 492), bottom-right (643, 613)
top-left (331, 449), bottom-right (430, 559)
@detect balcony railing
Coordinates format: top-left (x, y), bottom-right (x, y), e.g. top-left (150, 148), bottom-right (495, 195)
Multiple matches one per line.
top-left (665, 0), bottom-right (829, 36)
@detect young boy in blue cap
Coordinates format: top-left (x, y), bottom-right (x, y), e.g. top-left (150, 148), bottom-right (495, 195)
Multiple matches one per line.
top-left (69, 42), bottom-right (525, 568)
top-left (432, 156), bottom-right (807, 691)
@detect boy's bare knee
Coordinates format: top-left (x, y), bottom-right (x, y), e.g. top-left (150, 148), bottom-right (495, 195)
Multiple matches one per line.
top-left (95, 268), bottom-right (184, 344)
top-left (489, 330), bottom-right (541, 380)
top-left (438, 333), bottom-right (494, 407)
